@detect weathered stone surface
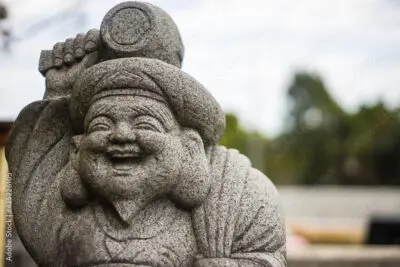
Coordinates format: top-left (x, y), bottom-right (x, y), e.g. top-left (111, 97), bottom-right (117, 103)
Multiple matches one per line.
top-left (6, 1), bottom-right (286, 266)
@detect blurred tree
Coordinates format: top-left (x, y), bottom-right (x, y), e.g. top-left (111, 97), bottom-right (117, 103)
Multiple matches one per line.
top-left (345, 103), bottom-right (400, 185)
top-left (0, 1), bottom-right (10, 51)
top-left (0, 2), bottom-right (6, 20)
top-left (220, 113), bottom-right (269, 174)
top-left (287, 72), bottom-right (346, 130)
top-left (271, 72), bottom-right (350, 184)
top-left (220, 71), bottom-right (400, 186)
top-left (0, 0), bottom-right (88, 53)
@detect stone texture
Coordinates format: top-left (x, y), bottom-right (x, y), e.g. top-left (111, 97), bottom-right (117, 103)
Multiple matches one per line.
top-left (99, 1), bottom-right (184, 66)
top-left (6, 1), bottom-right (286, 266)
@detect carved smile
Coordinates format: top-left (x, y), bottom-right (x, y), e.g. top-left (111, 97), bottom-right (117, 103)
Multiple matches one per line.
top-left (84, 263), bottom-right (148, 267)
top-left (109, 153), bottom-right (142, 171)
top-left (90, 264), bottom-right (145, 267)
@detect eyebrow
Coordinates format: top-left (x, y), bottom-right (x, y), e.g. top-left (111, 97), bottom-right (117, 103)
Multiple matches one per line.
top-left (84, 103), bottom-right (114, 129)
top-left (85, 101), bottom-right (178, 131)
top-left (126, 103), bottom-right (176, 130)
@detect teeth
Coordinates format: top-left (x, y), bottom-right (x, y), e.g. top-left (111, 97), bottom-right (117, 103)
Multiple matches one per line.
top-left (111, 153), bottom-right (139, 158)
top-left (110, 155), bottom-right (139, 171)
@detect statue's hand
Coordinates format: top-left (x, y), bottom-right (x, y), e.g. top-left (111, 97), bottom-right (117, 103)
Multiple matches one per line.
top-left (44, 29), bottom-right (100, 99)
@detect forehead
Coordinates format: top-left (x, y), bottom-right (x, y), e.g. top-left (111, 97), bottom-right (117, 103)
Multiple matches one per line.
top-left (85, 95), bottom-right (175, 123)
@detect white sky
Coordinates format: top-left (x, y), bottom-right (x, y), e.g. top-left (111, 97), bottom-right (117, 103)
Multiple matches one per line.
top-left (1, 0), bottom-right (400, 137)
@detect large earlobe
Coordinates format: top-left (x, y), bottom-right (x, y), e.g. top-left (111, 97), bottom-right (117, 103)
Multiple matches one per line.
top-left (61, 134), bottom-right (90, 208)
top-left (70, 135), bottom-right (83, 170)
top-left (180, 128), bottom-right (205, 157)
top-left (171, 129), bottom-right (212, 209)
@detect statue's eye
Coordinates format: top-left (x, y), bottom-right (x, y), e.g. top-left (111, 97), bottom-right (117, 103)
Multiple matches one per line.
top-left (87, 117), bottom-right (112, 133)
top-left (133, 116), bottom-right (165, 132)
top-left (135, 122), bottom-right (160, 132)
top-left (89, 123), bottom-right (111, 133)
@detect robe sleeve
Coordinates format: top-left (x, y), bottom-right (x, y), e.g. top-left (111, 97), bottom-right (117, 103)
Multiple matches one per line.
top-left (192, 146), bottom-right (286, 267)
top-left (5, 97), bottom-right (73, 264)
top-left (229, 168), bottom-right (286, 266)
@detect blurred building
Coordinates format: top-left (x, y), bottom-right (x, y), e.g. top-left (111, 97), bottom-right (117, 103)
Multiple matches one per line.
top-left (0, 121), bottom-right (12, 266)
top-left (0, 122), bottom-right (36, 267)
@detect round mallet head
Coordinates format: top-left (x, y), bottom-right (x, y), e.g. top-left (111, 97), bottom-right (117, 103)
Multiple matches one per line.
top-left (100, 1), bottom-right (184, 68)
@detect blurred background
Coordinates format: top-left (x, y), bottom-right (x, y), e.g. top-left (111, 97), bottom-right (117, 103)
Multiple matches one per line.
top-left (1, 0), bottom-right (400, 266)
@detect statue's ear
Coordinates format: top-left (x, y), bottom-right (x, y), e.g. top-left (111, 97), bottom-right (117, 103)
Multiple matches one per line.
top-left (61, 134), bottom-right (90, 208)
top-left (70, 135), bottom-right (83, 170)
top-left (171, 128), bottom-right (211, 209)
top-left (180, 128), bottom-right (205, 159)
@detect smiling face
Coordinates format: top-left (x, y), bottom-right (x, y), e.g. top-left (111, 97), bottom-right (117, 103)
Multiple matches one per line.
top-left (56, 93), bottom-right (212, 265)
top-left (77, 94), bottom-right (185, 211)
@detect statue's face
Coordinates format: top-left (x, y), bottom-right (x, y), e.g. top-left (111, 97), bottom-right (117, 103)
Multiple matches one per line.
top-left (78, 95), bottom-right (184, 211)
top-left (59, 94), bottom-right (212, 265)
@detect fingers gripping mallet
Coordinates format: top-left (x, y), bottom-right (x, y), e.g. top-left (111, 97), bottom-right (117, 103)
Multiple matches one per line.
top-left (38, 1), bottom-right (184, 76)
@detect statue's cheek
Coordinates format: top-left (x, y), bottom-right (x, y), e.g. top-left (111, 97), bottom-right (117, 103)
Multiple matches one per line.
top-left (135, 130), bottom-right (169, 154)
top-left (136, 131), bottom-right (184, 179)
top-left (78, 134), bottom-right (111, 179)
top-left (82, 132), bottom-right (109, 152)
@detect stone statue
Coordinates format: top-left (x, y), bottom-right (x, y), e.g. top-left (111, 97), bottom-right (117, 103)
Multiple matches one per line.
top-left (6, 2), bottom-right (286, 266)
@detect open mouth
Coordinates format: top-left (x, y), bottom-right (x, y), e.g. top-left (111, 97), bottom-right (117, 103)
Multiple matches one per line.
top-left (91, 264), bottom-right (145, 267)
top-left (86, 263), bottom-right (149, 267)
top-left (109, 153), bottom-right (142, 171)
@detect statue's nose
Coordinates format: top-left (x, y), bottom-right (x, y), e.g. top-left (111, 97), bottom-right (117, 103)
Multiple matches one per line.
top-left (109, 122), bottom-right (136, 144)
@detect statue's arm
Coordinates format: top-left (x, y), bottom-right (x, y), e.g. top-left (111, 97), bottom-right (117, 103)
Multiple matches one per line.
top-left (6, 29), bottom-right (100, 176)
top-left (5, 30), bottom-right (100, 265)
top-left (5, 97), bottom-right (72, 264)
top-left (6, 100), bottom-right (50, 176)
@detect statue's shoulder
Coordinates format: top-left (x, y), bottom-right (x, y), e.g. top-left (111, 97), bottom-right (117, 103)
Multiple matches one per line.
top-left (6, 97), bottom-right (71, 173)
top-left (6, 100), bottom-right (47, 163)
top-left (209, 145), bottom-right (251, 166)
top-left (194, 145), bottom-right (286, 264)
top-left (209, 145), bottom-right (280, 200)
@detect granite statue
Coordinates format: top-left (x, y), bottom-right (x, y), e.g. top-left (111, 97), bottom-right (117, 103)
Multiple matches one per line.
top-left (6, 2), bottom-right (286, 266)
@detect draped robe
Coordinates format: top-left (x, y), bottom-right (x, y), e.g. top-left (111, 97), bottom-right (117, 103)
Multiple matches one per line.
top-left (6, 97), bottom-right (286, 267)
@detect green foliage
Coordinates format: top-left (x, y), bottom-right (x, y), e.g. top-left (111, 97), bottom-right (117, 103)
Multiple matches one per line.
top-left (220, 71), bottom-right (400, 185)
top-left (220, 113), bottom-right (269, 173)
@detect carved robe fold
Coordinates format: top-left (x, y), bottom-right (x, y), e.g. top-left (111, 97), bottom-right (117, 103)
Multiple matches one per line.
top-left (193, 146), bottom-right (286, 266)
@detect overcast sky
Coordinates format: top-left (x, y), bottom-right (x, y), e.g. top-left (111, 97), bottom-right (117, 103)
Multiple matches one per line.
top-left (1, 0), bottom-right (400, 137)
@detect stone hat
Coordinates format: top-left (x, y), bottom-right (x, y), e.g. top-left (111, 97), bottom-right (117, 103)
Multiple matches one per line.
top-left (70, 57), bottom-right (225, 146)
